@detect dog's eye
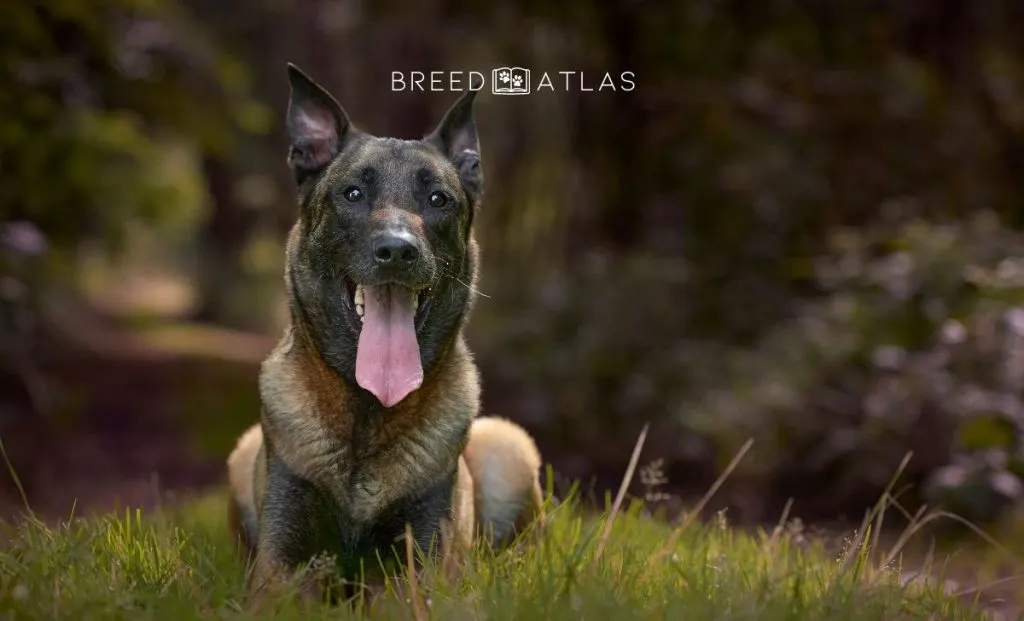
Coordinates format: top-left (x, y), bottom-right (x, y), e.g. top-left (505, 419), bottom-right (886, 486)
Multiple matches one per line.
top-left (342, 186), bottom-right (363, 202)
top-left (428, 191), bottom-right (448, 208)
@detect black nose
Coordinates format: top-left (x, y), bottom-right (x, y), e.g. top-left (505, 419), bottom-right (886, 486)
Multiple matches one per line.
top-left (372, 234), bottom-right (420, 266)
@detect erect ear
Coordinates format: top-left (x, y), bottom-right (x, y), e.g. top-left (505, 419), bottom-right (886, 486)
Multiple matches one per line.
top-left (425, 88), bottom-right (483, 202)
top-left (285, 63), bottom-right (352, 183)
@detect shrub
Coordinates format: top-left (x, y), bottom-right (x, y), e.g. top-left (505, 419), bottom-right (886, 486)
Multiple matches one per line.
top-left (681, 210), bottom-right (1024, 524)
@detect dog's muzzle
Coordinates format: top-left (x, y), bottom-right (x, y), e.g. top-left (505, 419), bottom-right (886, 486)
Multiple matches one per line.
top-left (370, 232), bottom-right (424, 283)
top-left (349, 231), bottom-right (436, 408)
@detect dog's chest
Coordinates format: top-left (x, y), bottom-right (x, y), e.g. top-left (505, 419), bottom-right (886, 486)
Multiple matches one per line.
top-left (259, 341), bottom-right (476, 523)
top-left (303, 416), bottom-right (467, 524)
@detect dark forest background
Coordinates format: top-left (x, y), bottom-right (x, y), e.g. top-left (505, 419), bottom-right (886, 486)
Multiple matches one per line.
top-left (3, 0), bottom-right (1024, 532)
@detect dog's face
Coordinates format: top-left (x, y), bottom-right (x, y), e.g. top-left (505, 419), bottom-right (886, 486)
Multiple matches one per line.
top-left (283, 64), bottom-right (483, 408)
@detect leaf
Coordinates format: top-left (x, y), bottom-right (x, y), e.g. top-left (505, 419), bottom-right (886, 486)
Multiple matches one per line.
top-left (958, 415), bottom-right (1017, 451)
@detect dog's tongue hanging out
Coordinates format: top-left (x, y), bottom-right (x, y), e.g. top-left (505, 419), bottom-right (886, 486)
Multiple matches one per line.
top-left (355, 284), bottom-right (423, 407)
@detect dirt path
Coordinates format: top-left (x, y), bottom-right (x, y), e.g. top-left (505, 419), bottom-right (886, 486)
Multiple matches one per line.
top-left (0, 314), bottom-right (274, 522)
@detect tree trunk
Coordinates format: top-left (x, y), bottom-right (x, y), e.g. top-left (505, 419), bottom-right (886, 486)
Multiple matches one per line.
top-left (191, 154), bottom-right (255, 326)
top-left (565, 0), bottom-right (644, 255)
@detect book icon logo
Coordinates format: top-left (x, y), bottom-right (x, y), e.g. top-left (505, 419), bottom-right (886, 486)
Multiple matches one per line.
top-left (492, 67), bottom-right (530, 95)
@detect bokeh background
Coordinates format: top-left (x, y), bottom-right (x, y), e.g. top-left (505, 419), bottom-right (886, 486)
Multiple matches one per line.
top-left (3, 0), bottom-right (1024, 538)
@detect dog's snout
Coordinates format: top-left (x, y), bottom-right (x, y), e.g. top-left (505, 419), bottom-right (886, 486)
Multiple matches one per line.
top-left (372, 234), bottom-right (420, 266)
top-left (365, 224), bottom-right (431, 286)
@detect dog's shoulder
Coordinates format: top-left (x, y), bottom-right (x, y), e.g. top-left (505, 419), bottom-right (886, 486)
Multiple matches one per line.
top-left (260, 326), bottom-right (330, 419)
top-left (258, 324), bottom-right (352, 472)
top-left (414, 335), bottom-right (481, 422)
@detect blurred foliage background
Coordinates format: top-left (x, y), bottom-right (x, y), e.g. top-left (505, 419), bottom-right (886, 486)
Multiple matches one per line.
top-left (3, 0), bottom-right (1024, 530)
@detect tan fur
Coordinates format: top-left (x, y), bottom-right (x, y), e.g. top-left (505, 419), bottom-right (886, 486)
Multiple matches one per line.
top-left (452, 456), bottom-right (476, 550)
top-left (225, 287), bottom-right (546, 599)
top-left (226, 229), bottom-right (492, 597)
top-left (257, 305), bottom-right (480, 525)
top-left (226, 413), bottom-right (545, 557)
top-left (226, 423), bottom-right (262, 516)
top-left (463, 416), bottom-right (545, 545)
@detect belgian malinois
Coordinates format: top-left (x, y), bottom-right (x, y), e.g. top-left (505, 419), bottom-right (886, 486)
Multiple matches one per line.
top-left (225, 64), bottom-right (545, 604)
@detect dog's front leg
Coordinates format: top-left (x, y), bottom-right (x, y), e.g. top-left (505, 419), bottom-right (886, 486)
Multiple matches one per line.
top-left (247, 452), bottom-right (344, 610)
top-left (247, 546), bottom-right (317, 611)
top-left (439, 456), bottom-right (475, 580)
top-left (373, 466), bottom-right (469, 592)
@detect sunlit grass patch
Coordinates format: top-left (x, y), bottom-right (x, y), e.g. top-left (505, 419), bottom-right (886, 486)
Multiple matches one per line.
top-left (0, 482), bottom-right (996, 621)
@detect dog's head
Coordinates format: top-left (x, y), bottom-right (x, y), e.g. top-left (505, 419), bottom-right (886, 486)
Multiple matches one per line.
top-left (283, 63), bottom-right (483, 409)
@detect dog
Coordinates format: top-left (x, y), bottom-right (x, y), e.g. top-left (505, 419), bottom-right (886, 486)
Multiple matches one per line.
top-left (225, 63), bottom-right (545, 605)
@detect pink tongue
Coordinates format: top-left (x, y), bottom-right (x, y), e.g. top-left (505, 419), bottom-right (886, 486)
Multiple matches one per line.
top-left (355, 284), bottom-right (423, 408)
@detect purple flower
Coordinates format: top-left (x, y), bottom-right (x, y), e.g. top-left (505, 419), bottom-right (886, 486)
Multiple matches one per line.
top-left (1, 221), bottom-right (48, 256)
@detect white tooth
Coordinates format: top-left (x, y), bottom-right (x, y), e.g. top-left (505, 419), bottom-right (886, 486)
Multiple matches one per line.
top-left (413, 295), bottom-right (419, 311)
top-left (354, 286), bottom-right (364, 306)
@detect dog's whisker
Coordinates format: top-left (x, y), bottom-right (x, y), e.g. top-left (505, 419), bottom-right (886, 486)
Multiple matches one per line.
top-left (440, 269), bottom-right (490, 299)
top-left (432, 258), bottom-right (492, 299)
top-left (455, 276), bottom-right (490, 299)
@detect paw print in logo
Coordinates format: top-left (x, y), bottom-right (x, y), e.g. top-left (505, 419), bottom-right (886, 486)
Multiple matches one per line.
top-left (512, 75), bottom-right (524, 88)
top-left (499, 70), bottom-right (511, 84)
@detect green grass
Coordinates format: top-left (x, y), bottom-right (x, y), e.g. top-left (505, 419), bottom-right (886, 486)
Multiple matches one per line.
top-left (0, 487), bottom-right (998, 621)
